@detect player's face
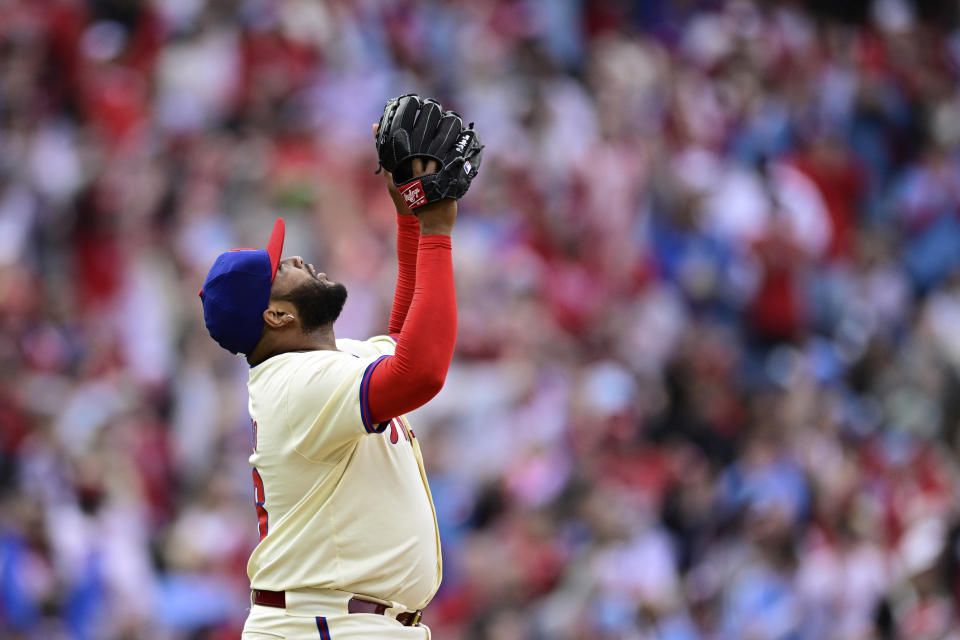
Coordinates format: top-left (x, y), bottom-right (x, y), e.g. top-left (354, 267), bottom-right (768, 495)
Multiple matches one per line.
top-left (271, 256), bottom-right (348, 331)
top-left (273, 256), bottom-right (332, 294)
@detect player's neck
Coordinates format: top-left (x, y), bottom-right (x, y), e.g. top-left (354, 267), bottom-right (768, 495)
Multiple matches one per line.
top-left (247, 325), bottom-right (338, 366)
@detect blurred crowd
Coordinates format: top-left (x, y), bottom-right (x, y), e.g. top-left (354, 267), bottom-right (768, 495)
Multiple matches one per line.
top-left (2, 0), bottom-right (960, 638)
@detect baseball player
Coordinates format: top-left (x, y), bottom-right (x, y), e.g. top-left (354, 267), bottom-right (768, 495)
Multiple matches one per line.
top-left (198, 95), bottom-right (482, 639)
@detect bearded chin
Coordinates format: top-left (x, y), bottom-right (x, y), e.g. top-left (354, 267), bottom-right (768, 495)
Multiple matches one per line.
top-left (291, 280), bottom-right (348, 332)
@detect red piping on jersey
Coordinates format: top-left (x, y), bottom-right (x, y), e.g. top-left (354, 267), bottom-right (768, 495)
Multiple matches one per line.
top-left (367, 234), bottom-right (456, 423)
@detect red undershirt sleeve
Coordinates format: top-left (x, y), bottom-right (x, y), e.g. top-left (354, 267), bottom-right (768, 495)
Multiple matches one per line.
top-left (366, 235), bottom-right (456, 424)
top-left (388, 213), bottom-right (420, 338)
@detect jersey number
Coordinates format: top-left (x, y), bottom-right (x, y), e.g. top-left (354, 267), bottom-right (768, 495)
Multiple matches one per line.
top-left (252, 468), bottom-right (268, 541)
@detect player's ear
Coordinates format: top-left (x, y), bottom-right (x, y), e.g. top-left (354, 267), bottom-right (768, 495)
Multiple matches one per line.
top-left (263, 303), bottom-right (296, 329)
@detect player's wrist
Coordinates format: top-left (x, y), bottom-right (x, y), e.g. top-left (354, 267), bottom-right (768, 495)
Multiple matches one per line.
top-left (416, 199), bottom-right (456, 236)
top-left (388, 187), bottom-right (415, 216)
top-left (391, 195), bottom-right (415, 216)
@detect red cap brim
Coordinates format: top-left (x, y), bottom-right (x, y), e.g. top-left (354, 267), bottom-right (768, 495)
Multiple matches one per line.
top-left (266, 218), bottom-right (285, 282)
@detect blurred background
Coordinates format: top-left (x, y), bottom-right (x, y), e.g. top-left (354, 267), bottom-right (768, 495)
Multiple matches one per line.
top-left (2, 0), bottom-right (960, 638)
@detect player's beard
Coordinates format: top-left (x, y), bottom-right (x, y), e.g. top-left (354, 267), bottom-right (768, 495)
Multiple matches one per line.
top-left (277, 278), bottom-right (348, 333)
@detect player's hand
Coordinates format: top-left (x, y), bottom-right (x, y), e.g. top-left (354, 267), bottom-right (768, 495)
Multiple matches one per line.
top-left (374, 123), bottom-right (440, 215)
top-left (374, 123), bottom-right (450, 230)
top-left (374, 94), bottom-right (481, 218)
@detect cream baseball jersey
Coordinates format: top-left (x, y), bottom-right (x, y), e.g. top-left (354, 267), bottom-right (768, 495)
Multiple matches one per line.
top-left (246, 335), bottom-right (442, 610)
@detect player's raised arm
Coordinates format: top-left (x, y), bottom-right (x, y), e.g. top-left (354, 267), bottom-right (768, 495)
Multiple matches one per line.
top-left (365, 94), bottom-right (482, 422)
top-left (373, 145), bottom-right (421, 338)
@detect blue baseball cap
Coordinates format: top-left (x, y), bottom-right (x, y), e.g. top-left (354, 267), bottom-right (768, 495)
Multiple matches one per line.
top-left (199, 218), bottom-right (285, 355)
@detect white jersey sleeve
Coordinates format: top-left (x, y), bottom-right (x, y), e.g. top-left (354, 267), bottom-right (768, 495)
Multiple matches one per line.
top-left (335, 335), bottom-right (397, 358)
top-left (280, 351), bottom-right (387, 462)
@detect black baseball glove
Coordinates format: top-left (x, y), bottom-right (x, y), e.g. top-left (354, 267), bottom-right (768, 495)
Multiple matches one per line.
top-left (375, 93), bottom-right (483, 210)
